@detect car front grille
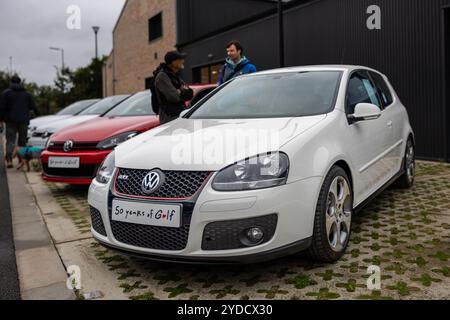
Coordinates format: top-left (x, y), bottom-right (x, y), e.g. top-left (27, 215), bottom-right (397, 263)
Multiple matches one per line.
top-left (48, 142), bottom-right (98, 151)
top-left (114, 168), bottom-right (211, 199)
top-left (43, 163), bottom-right (98, 178)
top-left (108, 200), bottom-right (194, 251)
top-left (90, 206), bottom-right (107, 236)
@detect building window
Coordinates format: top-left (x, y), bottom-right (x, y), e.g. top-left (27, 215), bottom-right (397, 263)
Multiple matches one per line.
top-left (149, 12), bottom-right (163, 42)
top-left (194, 63), bottom-right (223, 84)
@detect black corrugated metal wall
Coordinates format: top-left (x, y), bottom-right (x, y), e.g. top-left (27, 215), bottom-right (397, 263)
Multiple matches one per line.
top-left (177, 0), bottom-right (276, 44)
top-left (178, 0), bottom-right (448, 162)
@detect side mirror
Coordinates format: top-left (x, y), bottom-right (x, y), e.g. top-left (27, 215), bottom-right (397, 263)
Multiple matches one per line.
top-left (348, 103), bottom-right (381, 123)
top-left (179, 109), bottom-right (190, 118)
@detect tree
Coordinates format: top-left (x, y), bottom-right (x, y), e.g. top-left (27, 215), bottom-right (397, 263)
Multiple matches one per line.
top-left (0, 55), bottom-right (106, 116)
top-left (67, 57), bottom-right (105, 102)
top-left (0, 70), bottom-right (20, 93)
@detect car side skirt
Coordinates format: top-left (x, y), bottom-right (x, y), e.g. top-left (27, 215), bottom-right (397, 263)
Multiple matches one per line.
top-left (354, 168), bottom-right (405, 213)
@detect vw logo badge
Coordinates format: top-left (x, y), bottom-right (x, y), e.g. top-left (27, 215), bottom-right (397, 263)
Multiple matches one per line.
top-left (141, 170), bottom-right (164, 195)
top-left (63, 140), bottom-right (74, 152)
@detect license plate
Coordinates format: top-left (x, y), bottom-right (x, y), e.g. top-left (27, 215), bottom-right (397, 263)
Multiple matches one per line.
top-left (112, 199), bottom-right (181, 228)
top-left (48, 157), bottom-right (80, 168)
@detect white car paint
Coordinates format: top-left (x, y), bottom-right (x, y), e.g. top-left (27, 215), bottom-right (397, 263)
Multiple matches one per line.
top-left (28, 115), bottom-right (98, 148)
top-left (28, 115), bottom-right (72, 133)
top-left (88, 65), bottom-right (414, 263)
top-left (28, 99), bottom-right (100, 137)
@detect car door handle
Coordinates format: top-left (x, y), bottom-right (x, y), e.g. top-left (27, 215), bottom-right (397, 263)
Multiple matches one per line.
top-left (387, 121), bottom-right (393, 128)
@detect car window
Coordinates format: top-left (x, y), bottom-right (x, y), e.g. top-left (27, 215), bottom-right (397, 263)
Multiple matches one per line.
top-left (189, 88), bottom-right (215, 107)
top-left (188, 71), bottom-right (342, 119)
top-left (56, 100), bottom-right (99, 115)
top-left (78, 95), bottom-right (129, 115)
top-left (104, 91), bottom-right (155, 117)
top-left (346, 71), bottom-right (381, 114)
top-left (369, 72), bottom-right (394, 108)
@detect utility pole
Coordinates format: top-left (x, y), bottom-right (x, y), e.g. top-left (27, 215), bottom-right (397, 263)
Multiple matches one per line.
top-left (9, 56), bottom-right (13, 75)
top-left (49, 47), bottom-right (65, 70)
top-left (49, 46), bottom-right (66, 107)
top-left (92, 26), bottom-right (100, 59)
top-left (278, 0), bottom-right (285, 68)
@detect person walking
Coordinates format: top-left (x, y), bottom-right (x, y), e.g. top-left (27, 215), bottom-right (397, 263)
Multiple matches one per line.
top-left (153, 51), bottom-right (193, 125)
top-left (0, 76), bottom-right (38, 168)
top-left (217, 41), bottom-right (257, 85)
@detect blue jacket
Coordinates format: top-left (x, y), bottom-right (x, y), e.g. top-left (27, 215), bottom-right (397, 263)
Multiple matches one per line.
top-left (217, 57), bottom-right (257, 85)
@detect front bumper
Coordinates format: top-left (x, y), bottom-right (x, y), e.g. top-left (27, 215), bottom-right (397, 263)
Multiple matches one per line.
top-left (88, 174), bottom-right (322, 263)
top-left (41, 149), bottom-right (111, 185)
top-left (97, 237), bottom-right (312, 264)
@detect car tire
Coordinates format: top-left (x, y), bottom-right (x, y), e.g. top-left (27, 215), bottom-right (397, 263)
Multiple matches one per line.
top-left (307, 166), bottom-right (353, 262)
top-left (395, 138), bottom-right (415, 189)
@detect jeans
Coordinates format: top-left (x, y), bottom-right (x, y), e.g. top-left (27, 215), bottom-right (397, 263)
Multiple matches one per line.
top-left (5, 122), bottom-right (28, 161)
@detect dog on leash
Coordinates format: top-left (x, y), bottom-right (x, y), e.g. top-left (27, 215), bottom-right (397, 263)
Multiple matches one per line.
top-left (12, 146), bottom-right (41, 171)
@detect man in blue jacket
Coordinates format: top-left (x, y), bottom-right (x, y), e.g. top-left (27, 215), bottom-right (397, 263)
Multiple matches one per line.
top-left (217, 41), bottom-right (257, 85)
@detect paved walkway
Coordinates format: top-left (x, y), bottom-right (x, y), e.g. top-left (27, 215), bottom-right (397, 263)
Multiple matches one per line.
top-left (0, 135), bottom-right (20, 300)
top-left (3, 138), bottom-right (75, 300)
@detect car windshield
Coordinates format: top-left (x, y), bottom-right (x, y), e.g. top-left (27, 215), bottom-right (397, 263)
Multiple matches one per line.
top-left (78, 95), bottom-right (129, 115)
top-left (104, 91), bottom-right (155, 117)
top-left (56, 100), bottom-right (99, 115)
top-left (188, 71), bottom-right (342, 119)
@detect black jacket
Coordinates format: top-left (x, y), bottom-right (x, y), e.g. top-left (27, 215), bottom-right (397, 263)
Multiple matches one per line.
top-left (154, 64), bottom-right (193, 117)
top-left (0, 84), bottom-right (38, 124)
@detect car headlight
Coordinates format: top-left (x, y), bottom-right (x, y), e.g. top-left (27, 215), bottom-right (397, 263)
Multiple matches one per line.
top-left (212, 152), bottom-right (289, 191)
top-left (42, 131), bottom-right (53, 139)
top-left (45, 138), bottom-right (53, 149)
top-left (96, 131), bottom-right (138, 150)
top-left (95, 151), bottom-right (115, 184)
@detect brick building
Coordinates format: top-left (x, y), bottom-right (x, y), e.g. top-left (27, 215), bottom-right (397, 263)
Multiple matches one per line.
top-left (103, 0), bottom-right (177, 96)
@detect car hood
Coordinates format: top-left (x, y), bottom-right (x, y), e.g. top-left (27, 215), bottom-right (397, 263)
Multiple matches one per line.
top-left (50, 116), bottom-right (160, 142)
top-left (29, 115), bottom-right (72, 128)
top-left (35, 115), bottom-right (98, 133)
top-left (115, 115), bottom-right (327, 171)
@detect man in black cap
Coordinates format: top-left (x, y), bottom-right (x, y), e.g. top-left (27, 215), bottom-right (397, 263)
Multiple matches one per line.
top-left (153, 51), bottom-right (193, 124)
top-left (0, 76), bottom-right (38, 168)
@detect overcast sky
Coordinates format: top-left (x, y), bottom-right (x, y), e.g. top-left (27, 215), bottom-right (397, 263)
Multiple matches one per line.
top-left (0, 0), bottom-right (126, 86)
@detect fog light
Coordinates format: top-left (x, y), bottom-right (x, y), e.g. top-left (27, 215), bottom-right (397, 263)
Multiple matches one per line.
top-left (246, 227), bottom-right (264, 244)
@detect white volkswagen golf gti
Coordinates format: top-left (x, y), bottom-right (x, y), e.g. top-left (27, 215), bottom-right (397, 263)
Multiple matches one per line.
top-left (88, 65), bottom-right (415, 263)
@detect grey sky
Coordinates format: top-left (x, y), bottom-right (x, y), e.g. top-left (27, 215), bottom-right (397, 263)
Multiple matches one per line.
top-left (0, 0), bottom-right (126, 86)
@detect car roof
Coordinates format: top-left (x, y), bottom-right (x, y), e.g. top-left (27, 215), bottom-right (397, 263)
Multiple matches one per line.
top-left (251, 65), bottom-right (381, 76)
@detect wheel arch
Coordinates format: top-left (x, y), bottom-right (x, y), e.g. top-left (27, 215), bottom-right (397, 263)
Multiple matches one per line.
top-left (408, 132), bottom-right (416, 147)
top-left (333, 159), bottom-right (354, 193)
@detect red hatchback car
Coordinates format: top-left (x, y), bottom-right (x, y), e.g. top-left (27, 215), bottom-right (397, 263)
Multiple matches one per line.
top-left (41, 85), bottom-right (216, 185)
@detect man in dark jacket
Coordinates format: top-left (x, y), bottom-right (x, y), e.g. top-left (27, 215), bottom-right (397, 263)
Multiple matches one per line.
top-left (0, 76), bottom-right (38, 168)
top-left (217, 41), bottom-right (257, 85)
top-left (154, 51), bottom-right (193, 125)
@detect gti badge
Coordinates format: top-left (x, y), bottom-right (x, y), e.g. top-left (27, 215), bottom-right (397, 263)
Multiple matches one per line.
top-left (63, 140), bottom-right (74, 152)
top-left (141, 170), bottom-right (164, 195)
